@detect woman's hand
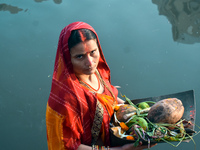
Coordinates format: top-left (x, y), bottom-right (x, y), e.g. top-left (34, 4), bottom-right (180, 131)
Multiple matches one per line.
top-left (117, 97), bottom-right (125, 104)
top-left (122, 143), bottom-right (157, 150)
top-left (111, 143), bottom-right (157, 150)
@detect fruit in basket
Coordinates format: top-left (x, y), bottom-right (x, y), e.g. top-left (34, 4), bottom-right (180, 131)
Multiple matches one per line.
top-left (110, 126), bottom-right (125, 138)
top-left (126, 116), bottom-right (148, 130)
top-left (147, 98), bottom-right (184, 124)
top-left (138, 102), bottom-right (150, 109)
top-left (116, 104), bottom-right (137, 122)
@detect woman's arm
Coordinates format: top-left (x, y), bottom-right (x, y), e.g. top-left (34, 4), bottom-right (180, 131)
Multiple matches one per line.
top-left (77, 143), bottom-right (157, 150)
top-left (77, 144), bottom-right (91, 150)
top-left (117, 97), bottom-right (125, 104)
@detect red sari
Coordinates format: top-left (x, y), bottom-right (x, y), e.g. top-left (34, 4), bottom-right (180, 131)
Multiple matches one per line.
top-left (46, 22), bottom-right (118, 150)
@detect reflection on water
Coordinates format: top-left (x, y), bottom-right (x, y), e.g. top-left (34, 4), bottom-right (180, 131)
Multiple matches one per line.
top-left (34, 0), bottom-right (47, 2)
top-left (0, 3), bottom-right (23, 14)
top-left (53, 0), bottom-right (62, 4)
top-left (0, 0), bottom-right (62, 14)
top-left (34, 0), bottom-right (62, 4)
top-left (152, 0), bottom-right (200, 44)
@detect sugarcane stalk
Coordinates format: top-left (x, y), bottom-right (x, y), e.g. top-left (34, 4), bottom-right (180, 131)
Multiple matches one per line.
top-left (123, 107), bottom-right (151, 120)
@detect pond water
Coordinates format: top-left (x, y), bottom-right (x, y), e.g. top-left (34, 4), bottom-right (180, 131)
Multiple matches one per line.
top-left (0, 0), bottom-right (200, 149)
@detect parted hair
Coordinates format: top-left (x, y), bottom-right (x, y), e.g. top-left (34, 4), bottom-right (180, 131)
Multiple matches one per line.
top-left (68, 29), bottom-right (97, 50)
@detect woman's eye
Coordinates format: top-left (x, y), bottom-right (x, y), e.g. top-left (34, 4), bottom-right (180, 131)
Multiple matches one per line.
top-left (76, 55), bottom-right (83, 59)
top-left (91, 50), bottom-right (95, 54)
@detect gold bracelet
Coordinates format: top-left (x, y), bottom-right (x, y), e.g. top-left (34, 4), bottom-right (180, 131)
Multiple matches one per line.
top-left (92, 145), bottom-right (95, 150)
top-left (92, 145), bottom-right (110, 150)
top-left (92, 145), bottom-right (98, 150)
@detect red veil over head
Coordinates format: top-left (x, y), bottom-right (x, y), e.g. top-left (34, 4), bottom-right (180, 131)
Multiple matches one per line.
top-left (46, 22), bottom-right (118, 149)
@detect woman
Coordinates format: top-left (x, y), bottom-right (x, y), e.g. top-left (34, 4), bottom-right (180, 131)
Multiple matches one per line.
top-left (46, 22), bottom-right (154, 150)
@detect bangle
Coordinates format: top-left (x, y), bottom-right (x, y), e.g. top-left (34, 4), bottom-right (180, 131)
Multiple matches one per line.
top-left (92, 145), bottom-right (110, 150)
top-left (92, 145), bottom-right (98, 150)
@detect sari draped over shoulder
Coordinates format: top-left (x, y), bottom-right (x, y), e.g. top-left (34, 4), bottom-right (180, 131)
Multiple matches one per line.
top-left (46, 22), bottom-right (118, 150)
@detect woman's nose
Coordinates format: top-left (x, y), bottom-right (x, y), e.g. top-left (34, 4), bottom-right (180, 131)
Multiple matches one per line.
top-left (85, 55), bottom-right (93, 66)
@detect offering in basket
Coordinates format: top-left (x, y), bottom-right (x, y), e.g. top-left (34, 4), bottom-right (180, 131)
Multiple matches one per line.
top-left (110, 90), bottom-right (199, 148)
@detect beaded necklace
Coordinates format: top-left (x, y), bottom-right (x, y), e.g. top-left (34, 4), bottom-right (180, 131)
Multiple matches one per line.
top-left (78, 70), bottom-right (117, 106)
top-left (78, 73), bottom-right (101, 92)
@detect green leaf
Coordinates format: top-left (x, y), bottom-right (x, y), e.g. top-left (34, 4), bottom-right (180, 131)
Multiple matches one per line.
top-left (121, 94), bottom-right (137, 108)
top-left (134, 139), bottom-right (140, 147)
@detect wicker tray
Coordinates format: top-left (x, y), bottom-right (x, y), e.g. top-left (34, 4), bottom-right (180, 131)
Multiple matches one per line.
top-left (110, 90), bottom-right (195, 147)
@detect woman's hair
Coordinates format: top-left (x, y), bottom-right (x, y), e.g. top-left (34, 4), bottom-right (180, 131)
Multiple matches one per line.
top-left (68, 29), bottom-right (97, 50)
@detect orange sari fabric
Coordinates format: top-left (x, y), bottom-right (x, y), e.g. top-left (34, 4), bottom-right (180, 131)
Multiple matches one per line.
top-left (46, 22), bottom-right (118, 150)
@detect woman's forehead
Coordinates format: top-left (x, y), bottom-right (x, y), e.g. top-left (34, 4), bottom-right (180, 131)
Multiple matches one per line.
top-left (70, 39), bottom-right (98, 54)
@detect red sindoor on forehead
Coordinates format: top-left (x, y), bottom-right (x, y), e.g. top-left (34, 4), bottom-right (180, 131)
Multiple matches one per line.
top-left (78, 30), bottom-right (87, 42)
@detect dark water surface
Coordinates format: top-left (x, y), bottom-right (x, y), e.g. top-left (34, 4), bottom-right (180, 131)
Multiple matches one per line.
top-left (0, 0), bottom-right (200, 149)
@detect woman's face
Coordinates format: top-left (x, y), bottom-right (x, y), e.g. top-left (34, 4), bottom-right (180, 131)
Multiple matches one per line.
top-left (70, 39), bottom-right (100, 76)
